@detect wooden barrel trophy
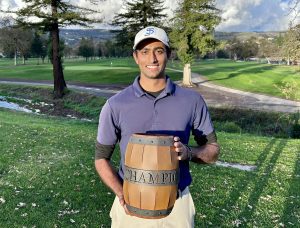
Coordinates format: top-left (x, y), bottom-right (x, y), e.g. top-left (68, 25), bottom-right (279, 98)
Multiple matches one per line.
top-left (123, 133), bottom-right (179, 219)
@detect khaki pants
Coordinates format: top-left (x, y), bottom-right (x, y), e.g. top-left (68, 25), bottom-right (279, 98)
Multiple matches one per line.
top-left (110, 187), bottom-right (195, 228)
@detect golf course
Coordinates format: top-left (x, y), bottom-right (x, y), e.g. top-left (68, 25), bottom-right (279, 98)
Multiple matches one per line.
top-left (0, 58), bottom-right (299, 227)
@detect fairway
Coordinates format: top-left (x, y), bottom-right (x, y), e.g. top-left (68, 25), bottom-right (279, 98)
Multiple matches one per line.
top-left (66, 66), bottom-right (133, 70)
top-left (0, 108), bottom-right (299, 227)
top-left (0, 58), bottom-right (183, 85)
top-left (1, 58), bottom-right (300, 99)
top-left (191, 59), bottom-right (300, 100)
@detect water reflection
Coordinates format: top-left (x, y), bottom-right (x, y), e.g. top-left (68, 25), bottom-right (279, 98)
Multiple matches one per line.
top-left (0, 96), bottom-right (32, 113)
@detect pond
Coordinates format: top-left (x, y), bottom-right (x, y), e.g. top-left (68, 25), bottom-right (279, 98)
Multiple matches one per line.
top-left (0, 96), bottom-right (33, 113)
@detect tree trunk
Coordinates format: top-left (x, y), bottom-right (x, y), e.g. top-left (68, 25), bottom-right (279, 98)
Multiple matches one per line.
top-left (182, 63), bottom-right (194, 87)
top-left (51, 0), bottom-right (67, 99)
top-left (14, 49), bottom-right (17, 66)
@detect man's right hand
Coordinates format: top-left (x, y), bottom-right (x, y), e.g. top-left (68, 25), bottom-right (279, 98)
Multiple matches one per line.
top-left (118, 194), bottom-right (131, 215)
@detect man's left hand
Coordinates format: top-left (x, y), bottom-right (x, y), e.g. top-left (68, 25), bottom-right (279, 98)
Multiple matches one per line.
top-left (174, 136), bottom-right (189, 161)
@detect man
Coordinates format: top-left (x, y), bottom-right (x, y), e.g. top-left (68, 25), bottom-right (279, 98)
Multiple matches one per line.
top-left (95, 26), bottom-right (219, 228)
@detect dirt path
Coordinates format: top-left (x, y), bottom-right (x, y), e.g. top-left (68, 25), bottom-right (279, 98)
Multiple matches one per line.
top-left (190, 73), bottom-right (300, 113)
top-left (1, 73), bottom-right (300, 113)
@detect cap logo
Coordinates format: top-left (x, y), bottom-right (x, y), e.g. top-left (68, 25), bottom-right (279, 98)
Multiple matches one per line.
top-left (144, 27), bottom-right (155, 36)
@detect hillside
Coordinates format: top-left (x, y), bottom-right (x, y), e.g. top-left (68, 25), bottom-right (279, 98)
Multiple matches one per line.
top-left (59, 29), bottom-right (287, 46)
top-left (60, 29), bottom-right (116, 46)
top-left (214, 31), bottom-right (286, 41)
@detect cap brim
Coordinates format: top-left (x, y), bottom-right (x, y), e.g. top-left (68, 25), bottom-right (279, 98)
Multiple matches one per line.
top-left (133, 37), bottom-right (169, 50)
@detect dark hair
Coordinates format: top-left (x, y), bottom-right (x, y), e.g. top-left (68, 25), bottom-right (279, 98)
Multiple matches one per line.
top-left (134, 41), bottom-right (171, 58)
top-left (165, 46), bottom-right (171, 58)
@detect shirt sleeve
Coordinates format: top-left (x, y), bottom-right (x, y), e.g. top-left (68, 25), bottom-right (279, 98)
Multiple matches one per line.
top-left (192, 96), bottom-right (215, 141)
top-left (194, 131), bottom-right (217, 146)
top-left (96, 100), bottom-right (120, 146)
top-left (95, 142), bottom-right (115, 160)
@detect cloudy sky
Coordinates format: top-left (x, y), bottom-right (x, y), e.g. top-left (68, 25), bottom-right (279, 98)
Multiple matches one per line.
top-left (1, 0), bottom-right (299, 32)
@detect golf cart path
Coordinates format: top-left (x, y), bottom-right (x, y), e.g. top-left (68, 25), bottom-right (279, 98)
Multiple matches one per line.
top-left (1, 72), bottom-right (300, 113)
top-left (190, 72), bottom-right (300, 113)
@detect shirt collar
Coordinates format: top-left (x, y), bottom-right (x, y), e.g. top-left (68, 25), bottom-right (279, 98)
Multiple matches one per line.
top-left (132, 75), bottom-right (176, 98)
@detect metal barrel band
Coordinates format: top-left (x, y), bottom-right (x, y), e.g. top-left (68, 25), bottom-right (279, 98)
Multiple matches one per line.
top-left (129, 136), bottom-right (174, 146)
top-left (124, 166), bottom-right (179, 186)
top-left (126, 204), bottom-right (173, 217)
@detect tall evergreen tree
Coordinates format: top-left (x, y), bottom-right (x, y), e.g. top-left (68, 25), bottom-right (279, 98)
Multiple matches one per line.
top-left (78, 38), bottom-right (95, 62)
top-left (31, 31), bottom-right (48, 64)
top-left (112, 0), bottom-right (167, 53)
top-left (3, 0), bottom-right (103, 98)
top-left (170, 0), bottom-right (220, 86)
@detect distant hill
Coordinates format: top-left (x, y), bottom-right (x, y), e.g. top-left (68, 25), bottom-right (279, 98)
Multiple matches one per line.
top-left (59, 29), bottom-right (287, 47)
top-left (214, 31), bottom-right (286, 41)
top-left (60, 29), bottom-right (117, 46)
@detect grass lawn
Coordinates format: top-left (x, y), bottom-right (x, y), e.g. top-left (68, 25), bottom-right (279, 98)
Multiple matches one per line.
top-left (0, 57), bottom-right (183, 84)
top-left (1, 57), bottom-right (300, 100)
top-left (190, 59), bottom-right (300, 100)
top-left (0, 108), bottom-right (299, 227)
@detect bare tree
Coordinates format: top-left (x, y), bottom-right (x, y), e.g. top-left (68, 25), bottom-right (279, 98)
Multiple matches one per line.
top-left (283, 24), bottom-right (300, 65)
top-left (288, 0), bottom-right (300, 25)
top-left (0, 17), bottom-right (33, 65)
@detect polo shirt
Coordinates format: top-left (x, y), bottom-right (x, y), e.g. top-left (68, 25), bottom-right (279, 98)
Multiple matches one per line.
top-left (96, 76), bottom-right (214, 191)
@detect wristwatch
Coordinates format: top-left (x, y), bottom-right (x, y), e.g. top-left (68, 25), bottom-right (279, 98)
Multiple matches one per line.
top-left (185, 144), bottom-right (192, 161)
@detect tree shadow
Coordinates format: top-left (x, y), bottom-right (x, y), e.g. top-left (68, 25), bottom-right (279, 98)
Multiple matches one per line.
top-left (280, 146), bottom-right (300, 226)
top-left (208, 138), bottom-right (277, 224)
top-left (237, 139), bottom-right (287, 225)
top-left (196, 63), bottom-right (277, 83)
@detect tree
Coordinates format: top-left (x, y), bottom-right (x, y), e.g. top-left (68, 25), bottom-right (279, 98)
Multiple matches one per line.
top-left (112, 0), bottom-right (167, 53)
top-left (78, 38), bottom-right (95, 62)
top-left (226, 38), bottom-right (243, 60)
top-left (31, 31), bottom-right (47, 64)
top-left (3, 0), bottom-right (103, 98)
top-left (18, 29), bottom-right (33, 65)
top-left (170, 0), bottom-right (221, 86)
top-left (0, 18), bottom-right (33, 65)
top-left (63, 44), bottom-right (74, 59)
top-left (258, 38), bottom-right (282, 61)
top-left (96, 41), bottom-right (107, 58)
top-left (47, 35), bottom-right (65, 64)
top-left (240, 38), bottom-right (259, 60)
top-left (288, 0), bottom-right (300, 24)
top-left (282, 24), bottom-right (300, 65)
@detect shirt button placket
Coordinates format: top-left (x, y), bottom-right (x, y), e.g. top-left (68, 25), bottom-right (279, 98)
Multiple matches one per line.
top-left (152, 101), bottom-right (159, 129)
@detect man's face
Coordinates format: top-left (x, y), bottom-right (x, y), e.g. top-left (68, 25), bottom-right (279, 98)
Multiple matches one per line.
top-left (133, 39), bottom-right (168, 80)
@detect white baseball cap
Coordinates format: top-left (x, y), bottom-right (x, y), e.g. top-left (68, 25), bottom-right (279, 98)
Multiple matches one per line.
top-left (133, 26), bottom-right (170, 50)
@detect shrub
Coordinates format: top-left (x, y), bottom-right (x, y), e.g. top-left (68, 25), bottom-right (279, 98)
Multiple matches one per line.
top-left (214, 121), bottom-right (242, 133)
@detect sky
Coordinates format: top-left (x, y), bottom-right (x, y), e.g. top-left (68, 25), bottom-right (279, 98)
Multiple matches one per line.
top-left (0, 0), bottom-right (299, 32)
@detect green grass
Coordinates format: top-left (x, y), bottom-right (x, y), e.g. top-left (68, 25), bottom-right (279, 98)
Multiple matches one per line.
top-left (191, 133), bottom-right (300, 227)
top-left (0, 108), bottom-right (299, 227)
top-left (1, 58), bottom-right (300, 100)
top-left (0, 57), bottom-right (183, 84)
top-left (0, 109), bottom-right (112, 227)
top-left (191, 59), bottom-right (300, 100)
top-left (1, 84), bottom-right (299, 138)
